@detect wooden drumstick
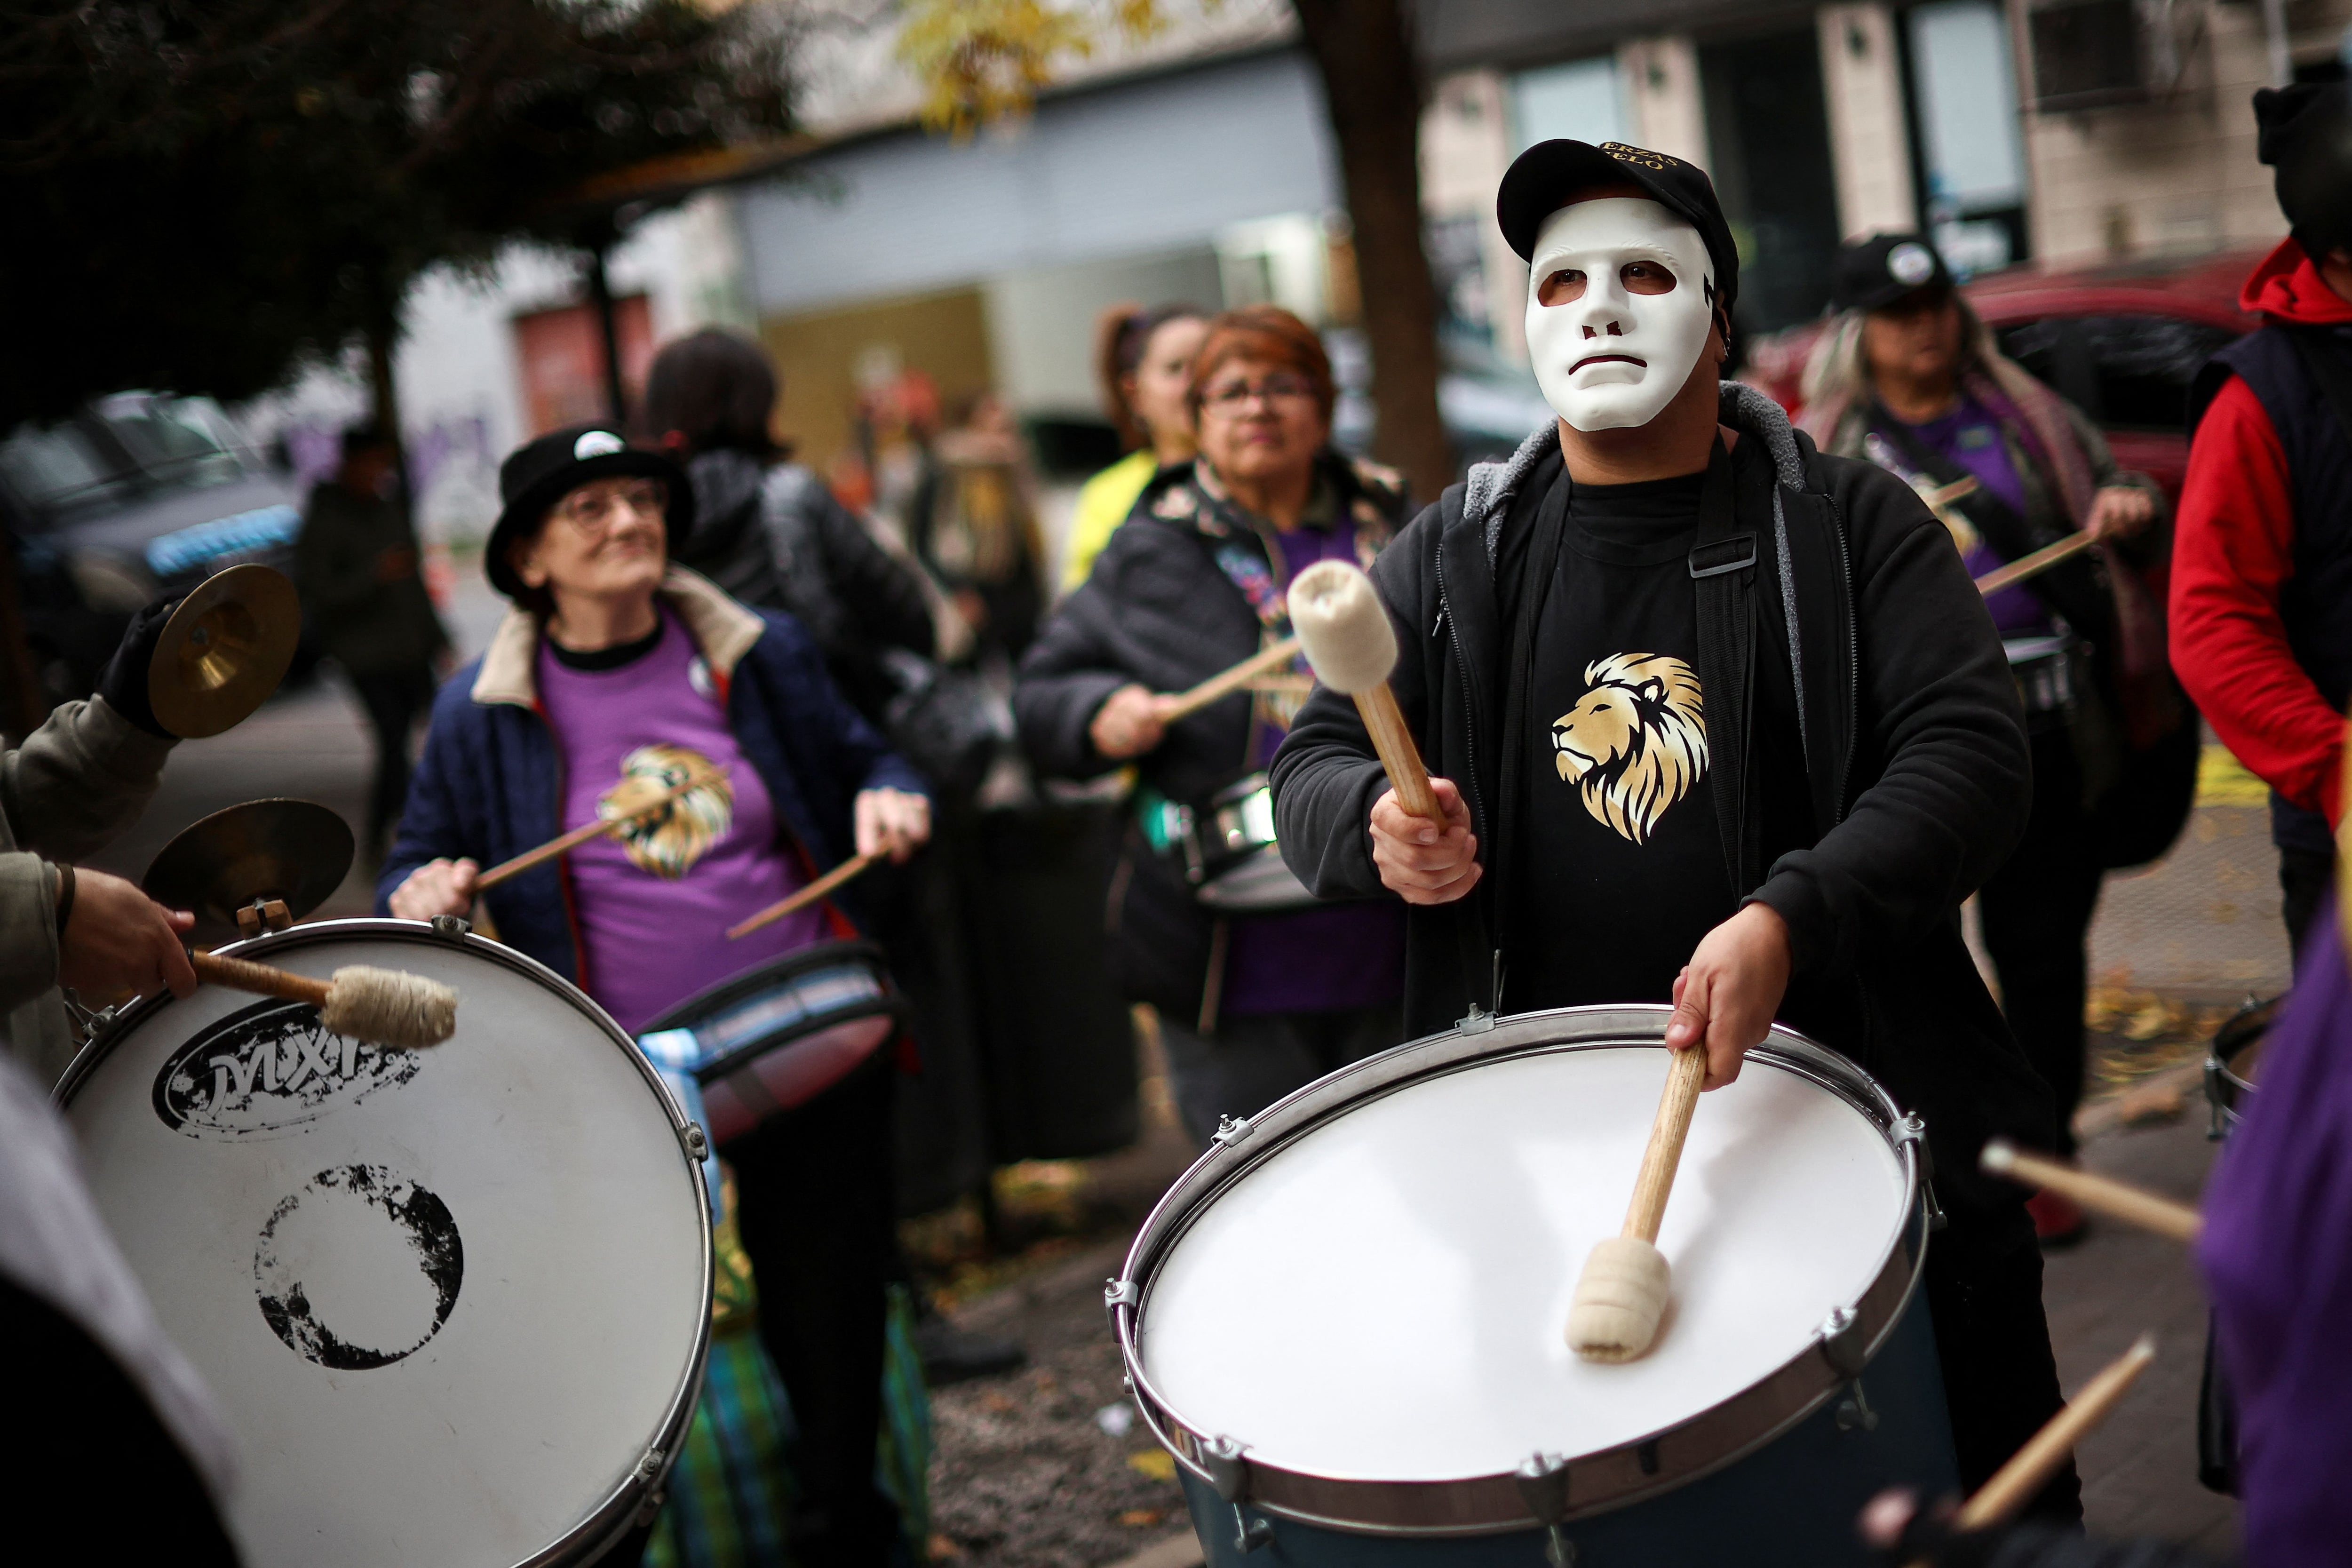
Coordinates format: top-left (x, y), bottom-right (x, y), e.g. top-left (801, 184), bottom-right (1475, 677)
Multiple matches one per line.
top-left (1974, 531), bottom-right (2098, 597)
top-left (476, 765), bottom-right (723, 891)
top-left (1567, 1043), bottom-right (1709, 1361)
top-left (191, 950), bottom-right (457, 1050)
top-left (1285, 562), bottom-right (1440, 820)
top-left (1954, 1334), bottom-right (2156, 1529)
top-left (1159, 636), bottom-right (1303, 723)
top-left (727, 853), bottom-right (877, 939)
top-left (1980, 1140), bottom-right (2203, 1243)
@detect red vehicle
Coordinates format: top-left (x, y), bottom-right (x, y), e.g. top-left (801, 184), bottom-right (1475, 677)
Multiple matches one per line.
top-left (1746, 248), bottom-right (2265, 499)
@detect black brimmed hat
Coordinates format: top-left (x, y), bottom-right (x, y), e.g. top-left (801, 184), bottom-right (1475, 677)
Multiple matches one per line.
top-left (2256, 82), bottom-right (2352, 261)
top-left (485, 424), bottom-right (693, 599)
top-left (1831, 233), bottom-right (1957, 313)
top-left (1496, 140), bottom-right (1740, 315)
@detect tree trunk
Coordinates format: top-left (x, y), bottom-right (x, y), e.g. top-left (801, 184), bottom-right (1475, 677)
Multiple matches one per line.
top-left (1289, 0), bottom-right (1454, 503)
top-left (585, 239), bottom-right (628, 428)
top-left (363, 310), bottom-right (414, 525)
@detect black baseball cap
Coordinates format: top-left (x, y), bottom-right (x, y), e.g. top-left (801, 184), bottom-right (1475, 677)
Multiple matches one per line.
top-left (1831, 233), bottom-right (1956, 313)
top-left (485, 424), bottom-right (694, 599)
top-left (1496, 139), bottom-right (1740, 315)
top-left (2256, 82), bottom-right (2352, 259)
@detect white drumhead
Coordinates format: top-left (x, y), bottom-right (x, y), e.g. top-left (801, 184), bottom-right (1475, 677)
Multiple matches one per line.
top-left (64, 926), bottom-right (707, 1568)
top-left (1138, 1046), bottom-right (1905, 1481)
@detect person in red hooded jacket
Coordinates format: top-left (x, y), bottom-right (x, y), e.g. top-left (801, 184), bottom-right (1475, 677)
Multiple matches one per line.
top-left (2175, 82), bottom-right (2352, 962)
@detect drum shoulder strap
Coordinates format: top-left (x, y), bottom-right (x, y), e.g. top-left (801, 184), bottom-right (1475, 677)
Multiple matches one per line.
top-left (1689, 442), bottom-right (1759, 899)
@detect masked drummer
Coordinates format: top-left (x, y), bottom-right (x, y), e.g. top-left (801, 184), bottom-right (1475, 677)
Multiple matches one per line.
top-left (380, 425), bottom-right (930, 1567)
top-left (1271, 142), bottom-right (2072, 1518)
top-left (1016, 306), bottom-right (1415, 1146)
top-left (1, 600), bottom-right (202, 1085)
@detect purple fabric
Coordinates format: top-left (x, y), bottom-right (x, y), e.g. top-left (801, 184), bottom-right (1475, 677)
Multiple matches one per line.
top-left (1893, 398), bottom-right (2051, 637)
top-left (535, 609), bottom-right (825, 1034)
top-left (1217, 515), bottom-right (1407, 1015)
top-left (2199, 897), bottom-right (2352, 1566)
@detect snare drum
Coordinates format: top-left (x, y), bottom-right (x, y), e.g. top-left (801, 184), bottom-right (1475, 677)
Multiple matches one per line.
top-left (638, 939), bottom-right (904, 1146)
top-left (57, 918), bottom-right (713, 1568)
top-left (1111, 1005), bottom-right (1956, 1566)
top-left (2004, 633), bottom-right (2082, 732)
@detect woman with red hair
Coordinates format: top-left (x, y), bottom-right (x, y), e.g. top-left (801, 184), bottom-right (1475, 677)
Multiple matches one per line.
top-left (1016, 306), bottom-right (1415, 1144)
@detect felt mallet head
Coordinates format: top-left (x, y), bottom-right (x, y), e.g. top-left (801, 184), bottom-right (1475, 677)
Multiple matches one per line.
top-left (319, 966), bottom-right (458, 1050)
top-left (1286, 560), bottom-right (1398, 695)
top-left (1567, 1235), bottom-right (1672, 1361)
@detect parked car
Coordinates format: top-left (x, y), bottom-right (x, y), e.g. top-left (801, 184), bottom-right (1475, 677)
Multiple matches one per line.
top-left (0, 392), bottom-right (304, 708)
top-left (1745, 247), bottom-right (2264, 500)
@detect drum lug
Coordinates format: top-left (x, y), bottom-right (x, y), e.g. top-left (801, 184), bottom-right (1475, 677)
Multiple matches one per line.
top-left (683, 1122), bottom-right (709, 1160)
top-left (1835, 1380), bottom-right (1880, 1433)
top-left (1516, 1453), bottom-right (1575, 1567)
top-left (633, 1447), bottom-right (667, 1484)
top-left (429, 914), bottom-right (472, 941)
top-left (1817, 1306), bottom-right (1870, 1379)
top-left (1104, 1277), bottom-right (1140, 1310)
top-left (1200, 1434), bottom-right (1251, 1502)
top-left (1212, 1113), bottom-right (1255, 1147)
top-left (1456, 1003), bottom-right (1495, 1035)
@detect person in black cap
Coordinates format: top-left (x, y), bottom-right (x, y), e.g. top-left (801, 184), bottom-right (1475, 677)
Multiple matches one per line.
top-left (2176, 82), bottom-right (2352, 963)
top-left (1798, 232), bottom-right (2183, 1246)
top-left (1273, 140), bottom-right (2076, 1517)
top-left (379, 422), bottom-right (932, 1567)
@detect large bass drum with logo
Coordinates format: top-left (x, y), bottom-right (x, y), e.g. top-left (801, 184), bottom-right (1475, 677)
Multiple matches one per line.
top-left (1111, 1005), bottom-right (1956, 1566)
top-left (57, 918), bottom-right (713, 1568)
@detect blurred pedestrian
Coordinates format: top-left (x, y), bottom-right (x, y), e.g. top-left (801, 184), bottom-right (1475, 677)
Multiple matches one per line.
top-left (912, 393), bottom-right (1048, 663)
top-left (1799, 234), bottom-right (2185, 1245)
top-left (1061, 303), bottom-right (1209, 591)
top-left (2176, 83), bottom-right (2352, 964)
top-left (1017, 306), bottom-right (1412, 1145)
top-left (294, 423), bottom-right (449, 860)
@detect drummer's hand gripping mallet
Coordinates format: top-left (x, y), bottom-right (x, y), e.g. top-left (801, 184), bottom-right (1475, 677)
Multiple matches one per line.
top-left (1568, 1041), bottom-right (1710, 1361)
top-left (1285, 561), bottom-right (1442, 822)
top-left (190, 950), bottom-right (458, 1051)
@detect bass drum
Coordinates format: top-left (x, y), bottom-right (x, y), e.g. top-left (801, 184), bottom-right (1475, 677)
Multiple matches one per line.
top-left (58, 918), bottom-right (712, 1568)
top-left (1112, 1005), bottom-right (1956, 1566)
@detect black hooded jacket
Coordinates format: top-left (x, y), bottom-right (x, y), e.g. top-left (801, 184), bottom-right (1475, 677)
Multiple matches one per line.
top-left (1269, 385), bottom-right (2053, 1218)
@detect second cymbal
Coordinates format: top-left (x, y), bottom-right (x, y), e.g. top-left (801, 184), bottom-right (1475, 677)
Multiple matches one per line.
top-left (148, 564), bottom-right (300, 739)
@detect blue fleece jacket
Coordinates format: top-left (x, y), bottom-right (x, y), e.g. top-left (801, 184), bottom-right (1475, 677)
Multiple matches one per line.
top-left (375, 606), bottom-right (925, 988)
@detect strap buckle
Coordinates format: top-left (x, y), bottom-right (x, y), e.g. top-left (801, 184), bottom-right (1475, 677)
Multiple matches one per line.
top-left (1688, 533), bottom-right (1758, 579)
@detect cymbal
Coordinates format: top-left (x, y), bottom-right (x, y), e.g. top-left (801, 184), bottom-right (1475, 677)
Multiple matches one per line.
top-left (147, 563), bottom-right (301, 739)
top-left (144, 800), bottom-right (354, 938)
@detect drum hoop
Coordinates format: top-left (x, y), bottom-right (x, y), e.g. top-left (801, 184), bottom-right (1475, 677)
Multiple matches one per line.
top-left (59, 917), bottom-right (715, 1568)
top-left (1107, 1003), bottom-right (1930, 1537)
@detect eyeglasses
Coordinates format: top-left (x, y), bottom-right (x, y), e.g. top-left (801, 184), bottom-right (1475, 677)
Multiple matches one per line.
top-left (552, 479), bottom-right (667, 535)
top-left (1200, 374), bottom-right (1318, 416)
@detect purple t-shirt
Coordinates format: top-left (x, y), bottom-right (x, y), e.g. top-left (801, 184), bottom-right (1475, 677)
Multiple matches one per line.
top-left (535, 610), bottom-right (825, 1034)
top-left (2199, 899), bottom-right (2352, 1567)
top-left (1888, 398), bottom-right (2051, 637)
top-left (1222, 518), bottom-right (1407, 1018)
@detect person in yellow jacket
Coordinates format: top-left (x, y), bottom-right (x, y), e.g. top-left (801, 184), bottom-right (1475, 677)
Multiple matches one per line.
top-left (1061, 302), bottom-right (1208, 592)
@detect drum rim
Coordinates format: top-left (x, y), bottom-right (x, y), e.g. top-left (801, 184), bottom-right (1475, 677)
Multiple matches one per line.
top-left (1108, 1003), bottom-right (1930, 1538)
top-left (59, 916), bottom-right (715, 1568)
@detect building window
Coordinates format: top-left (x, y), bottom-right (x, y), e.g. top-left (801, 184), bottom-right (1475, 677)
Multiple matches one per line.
top-left (1509, 56), bottom-right (1628, 152)
top-left (1905, 0), bottom-right (2029, 274)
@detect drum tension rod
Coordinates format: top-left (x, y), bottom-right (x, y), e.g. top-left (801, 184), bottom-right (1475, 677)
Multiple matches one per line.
top-left (1201, 1437), bottom-right (1271, 1555)
top-left (1820, 1308), bottom-right (1880, 1433)
top-left (1516, 1453), bottom-right (1575, 1568)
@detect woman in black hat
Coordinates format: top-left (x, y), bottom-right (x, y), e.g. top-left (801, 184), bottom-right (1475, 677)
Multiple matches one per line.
top-left (1798, 236), bottom-right (2189, 1245)
top-left (378, 422), bottom-right (930, 1567)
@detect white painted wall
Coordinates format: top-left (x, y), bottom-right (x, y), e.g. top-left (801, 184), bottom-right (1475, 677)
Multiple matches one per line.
top-left (1818, 4), bottom-right (1919, 239)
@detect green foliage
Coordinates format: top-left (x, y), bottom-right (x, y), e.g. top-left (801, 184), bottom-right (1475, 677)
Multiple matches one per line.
top-left (0, 0), bottom-right (795, 427)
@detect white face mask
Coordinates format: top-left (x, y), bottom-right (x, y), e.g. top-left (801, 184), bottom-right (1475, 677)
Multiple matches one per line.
top-left (1524, 198), bottom-right (1717, 432)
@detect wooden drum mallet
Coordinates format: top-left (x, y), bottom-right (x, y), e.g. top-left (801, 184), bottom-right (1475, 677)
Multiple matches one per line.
top-left (1568, 1042), bottom-right (1709, 1361)
top-left (1284, 562), bottom-right (1440, 821)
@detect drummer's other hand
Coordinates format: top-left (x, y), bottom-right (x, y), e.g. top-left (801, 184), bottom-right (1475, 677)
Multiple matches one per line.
top-left (2086, 485), bottom-right (2154, 541)
top-left (1089, 684), bottom-right (1169, 760)
top-left (1664, 901), bottom-right (1792, 1088)
top-left (389, 858), bottom-right (479, 922)
top-left (855, 788), bottom-right (931, 864)
top-left (57, 868), bottom-right (197, 999)
top-left (1370, 777), bottom-right (1481, 905)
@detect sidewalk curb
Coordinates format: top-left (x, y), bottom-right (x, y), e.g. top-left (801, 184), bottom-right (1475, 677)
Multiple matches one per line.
top-left (1103, 1531), bottom-right (1204, 1568)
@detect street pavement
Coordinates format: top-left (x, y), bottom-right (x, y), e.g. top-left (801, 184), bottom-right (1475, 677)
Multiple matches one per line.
top-left (71, 568), bottom-right (2275, 1561)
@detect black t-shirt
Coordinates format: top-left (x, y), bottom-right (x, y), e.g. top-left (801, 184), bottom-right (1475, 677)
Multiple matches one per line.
top-left (1500, 462), bottom-right (1734, 1010)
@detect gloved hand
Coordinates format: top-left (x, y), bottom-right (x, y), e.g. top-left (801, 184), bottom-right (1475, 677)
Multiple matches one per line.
top-left (95, 596), bottom-right (183, 739)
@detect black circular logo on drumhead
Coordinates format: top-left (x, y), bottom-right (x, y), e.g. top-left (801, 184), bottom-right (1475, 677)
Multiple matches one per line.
top-left (254, 1165), bottom-right (462, 1369)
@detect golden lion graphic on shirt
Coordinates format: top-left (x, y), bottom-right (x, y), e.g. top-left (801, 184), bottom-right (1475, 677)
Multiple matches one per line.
top-left (601, 744), bottom-right (733, 879)
top-left (1550, 653), bottom-right (1708, 845)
